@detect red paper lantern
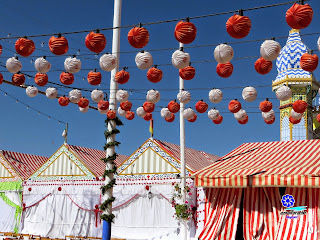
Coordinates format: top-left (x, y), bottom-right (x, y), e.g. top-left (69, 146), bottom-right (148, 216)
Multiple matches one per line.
top-left (15, 38), bottom-right (35, 57)
top-left (286, 3), bottom-right (313, 29)
top-left (216, 62), bottom-right (233, 78)
top-left (87, 71), bottom-right (102, 86)
top-left (265, 117), bottom-right (275, 125)
top-left (174, 20), bottom-right (197, 44)
top-left (147, 67), bottom-right (163, 83)
top-left (0, 73), bottom-right (3, 85)
top-left (49, 35), bottom-right (69, 55)
top-left (60, 72), bottom-right (74, 85)
top-left (213, 115), bottom-right (223, 124)
top-left (128, 27), bottom-right (149, 48)
top-left (195, 100), bottom-right (208, 113)
top-left (120, 101), bottom-right (132, 111)
top-left (58, 96), bottom-right (70, 107)
top-left (300, 53), bottom-right (318, 72)
top-left (107, 110), bottom-right (116, 119)
top-left (168, 100), bottom-right (180, 113)
top-left (188, 113), bottom-right (197, 122)
top-left (145, 185), bottom-right (150, 191)
top-left (179, 66), bottom-right (195, 80)
top-left (35, 73), bottom-right (48, 86)
top-left (228, 100), bottom-right (241, 113)
top-left (289, 116), bottom-right (301, 124)
top-left (115, 69), bottom-right (130, 84)
top-left (58, 187), bottom-right (62, 191)
top-left (78, 98), bottom-right (89, 108)
top-left (317, 114), bottom-right (320, 123)
top-left (165, 113), bottom-right (175, 122)
top-left (12, 73), bottom-right (25, 86)
top-left (259, 100), bottom-right (273, 112)
top-left (143, 101), bottom-right (155, 113)
top-left (85, 31), bottom-right (106, 53)
top-left (126, 111), bottom-right (135, 120)
top-left (238, 114), bottom-right (248, 124)
top-left (28, 187), bottom-right (32, 192)
top-left (255, 57), bottom-right (273, 75)
top-left (143, 113), bottom-right (153, 121)
top-left (98, 100), bottom-right (109, 111)
top-left (292, 99), bottom-right (308, 113)
top-left (226, 14), bottom-right (251, 39)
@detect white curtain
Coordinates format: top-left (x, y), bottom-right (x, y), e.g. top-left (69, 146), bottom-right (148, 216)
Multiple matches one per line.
top-left (0, 194), bottom-right (16, 232)
top-left (21, 182), bottom-right (102, 238)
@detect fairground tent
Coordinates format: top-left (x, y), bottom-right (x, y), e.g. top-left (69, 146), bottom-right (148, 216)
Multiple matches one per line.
top-left (112, 138), bottom-right (219, 240)
top-left (0, 150), bottom-right (47, 233)
top-left (21, 143), bottom-right (127, 238)
top-left (193, 139), bottom-right (320, 240)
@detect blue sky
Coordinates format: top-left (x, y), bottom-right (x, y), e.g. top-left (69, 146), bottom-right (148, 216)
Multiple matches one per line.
top-left (0, 0), bottom-right (319, 159)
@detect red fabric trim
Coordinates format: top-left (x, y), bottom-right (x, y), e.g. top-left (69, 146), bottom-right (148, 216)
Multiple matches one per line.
top-left (24, 193), bottom-right (52, 209)
top-left (112, 194), bottom-right (140, 210)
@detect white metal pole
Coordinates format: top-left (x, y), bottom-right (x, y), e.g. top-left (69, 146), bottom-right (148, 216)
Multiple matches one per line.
top-left (179, 42), bottom-right (187, 240)
top-left (103, 0), bottom-right (121, 240)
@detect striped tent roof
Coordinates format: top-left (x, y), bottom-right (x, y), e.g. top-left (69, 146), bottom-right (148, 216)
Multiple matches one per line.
top-left (66, 144), bottom-right (128, 177)
top-left (0, 150), bottom-right (48, 180)
top-left (194, 139), bottom-right (320, 188)
top-left (154, 139), bottom-right (219, 172)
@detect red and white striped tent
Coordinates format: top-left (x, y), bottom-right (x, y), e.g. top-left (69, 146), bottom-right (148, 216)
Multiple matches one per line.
top-left (0, 150), bottom-right (48, 233)
top-left (113, 138), bottom-right (219, 240)
top-left (21, 143), bottom-right (127, 238)
top-left (193, 139), bottom-right (320, 240)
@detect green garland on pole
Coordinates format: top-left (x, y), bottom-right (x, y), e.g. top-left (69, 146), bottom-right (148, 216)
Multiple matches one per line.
top-left (100, 116), bottom-right (123, 223)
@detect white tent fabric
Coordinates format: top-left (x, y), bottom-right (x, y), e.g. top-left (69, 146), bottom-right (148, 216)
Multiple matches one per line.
top-left (0, 195), bottom-right (16, 232)
top-left (112, 181), bottom-right (197, 240)
top-left (21, 182), bottom-right (102, 238)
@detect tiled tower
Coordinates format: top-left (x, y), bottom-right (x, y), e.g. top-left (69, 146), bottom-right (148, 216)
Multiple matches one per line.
top-left (272, 29), bottom-right (319, 141)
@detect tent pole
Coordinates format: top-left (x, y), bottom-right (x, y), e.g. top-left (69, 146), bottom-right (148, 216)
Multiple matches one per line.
top-left (179, 42), bottom-right (188, 240)
top-left (103, 0), bottom-right (122, 240)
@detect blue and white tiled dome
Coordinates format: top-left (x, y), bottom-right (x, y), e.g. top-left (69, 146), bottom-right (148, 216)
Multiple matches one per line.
top-left (274, 29), bottom-right (312, 83)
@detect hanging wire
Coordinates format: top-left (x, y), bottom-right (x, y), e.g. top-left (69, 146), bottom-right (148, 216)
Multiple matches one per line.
top-left (0, 88), bottom-right (67, 124)
top-left (0, 1), bottom-right (303, 40)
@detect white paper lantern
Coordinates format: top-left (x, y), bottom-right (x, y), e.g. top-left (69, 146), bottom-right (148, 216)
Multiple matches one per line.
top-left (118, 107), bottom-right (127, 116)
top-left (26, 86), bottom-right (38, 97)
top-left (135, 51), bottom-right (153, 70)
top-left (69, 89), bottom-right (82, 103)
top-left (209, 89), bottom-right (223, 103)
top-left (234, 109), bottom-right (247, 121)
top-left (6, 57), bottom-right (22, 73)
top-left (79, 106), bottom-right (89, 113)
top-left (91, 89), bottom-right (104, 103)
top-left (318, 37), bottom-right (320, 52)
top-left (183, 108), bottom-right (195, 120)
top-left (276, 85), bottom-right (292, 101)
top-left (291, 109), bottom-right (303, 120)
top-left (46, 87), bottom-right (58, 99)
top-left (116, 90), bottom-right (129, 103)
top-left (98, 109), bottom-right (107, 114)
top-left (208, 109), bottom-right (220, 120)
top-left (177, 90), bottom-right (191, 104)
top-left (136, 106), bottom-right (146, 117)
top-left (262, 109), bottom-right (275, 121)
top-left (242, 87), bottom-right (257, 102)
top-left (214, 44), bottom-right (234, 64)
top-left (260, 40), bottom-right (281, 61)
top-left (34, 57), bottom-right (51, 73)
top-left (172, 50), bottom-right (190, 69)
top-left (146, 89), bottom-right (160, 104)
top-left (99, 54), bottom-right (117, 72)
top-left (161, 108), bottom-right (171, 118)
top-left (64, 57), bottom-right (81, 73)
